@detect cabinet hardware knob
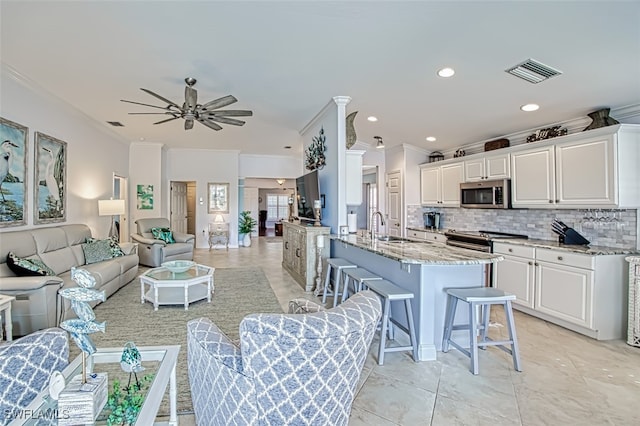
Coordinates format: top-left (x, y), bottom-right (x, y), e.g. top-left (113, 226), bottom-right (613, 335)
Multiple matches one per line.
top-left (528, 261), bottom-right (533, 265)
top-left (508, 248), bottom-right (513, 252)
top-left (558, 256), bottom-right (563, 261)
top-left (548, 200), bottom-right (553, 203)
top-left (555, 199), bottom-right (559, 203)
top-left (285, 242), bottom-right (289, 249)
top-left (534, 262), bottom-right (539, 266)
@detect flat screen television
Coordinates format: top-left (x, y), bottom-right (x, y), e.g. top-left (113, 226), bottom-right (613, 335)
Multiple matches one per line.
top-left (295, 170), bottom-right (321, 222)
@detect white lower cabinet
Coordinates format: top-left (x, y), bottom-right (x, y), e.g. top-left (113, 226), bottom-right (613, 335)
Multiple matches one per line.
top-left (493, 242), bottom-right (627, 340)
top-left (405, 228), bottom-right (447, 244)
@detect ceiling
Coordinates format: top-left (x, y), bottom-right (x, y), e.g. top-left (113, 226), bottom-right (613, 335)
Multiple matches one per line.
top-left (2, 1), bottom-right (639, 158)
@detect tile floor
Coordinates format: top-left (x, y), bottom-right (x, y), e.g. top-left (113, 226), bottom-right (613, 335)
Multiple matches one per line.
top-left (174, 236), bottom-right (640, 425)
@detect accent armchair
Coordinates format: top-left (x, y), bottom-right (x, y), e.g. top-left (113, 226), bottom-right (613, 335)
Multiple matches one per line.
top-left (0, 328), bottom-right (69, 424)
top-left (131, 218), bottom-right (195, 267)
top-left (187, 290), bottom-right (382, 426)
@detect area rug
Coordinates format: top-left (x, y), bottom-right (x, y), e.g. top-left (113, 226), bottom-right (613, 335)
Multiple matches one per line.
top-left (69, 267), bottom-right (283, 415)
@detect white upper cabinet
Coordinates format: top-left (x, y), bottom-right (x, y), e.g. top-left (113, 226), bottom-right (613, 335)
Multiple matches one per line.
top-left (511, 125), bottom-right (640, 208)
top-left (511, 146), bottom-right (556, 207)
top-left (464, 152), bottom-right (510, 182)
top-left (420, 163), bottom-right (463, 206)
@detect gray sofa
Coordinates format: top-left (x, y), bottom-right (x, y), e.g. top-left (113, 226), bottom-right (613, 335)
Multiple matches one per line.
top-left (0, 224), bottom-right (139, 337)
top-left (131, 218), bottom-right (195, 267)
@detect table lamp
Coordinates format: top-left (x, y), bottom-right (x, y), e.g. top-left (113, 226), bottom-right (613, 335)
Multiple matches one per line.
top-left (98, 199), bottom-right (125, 242)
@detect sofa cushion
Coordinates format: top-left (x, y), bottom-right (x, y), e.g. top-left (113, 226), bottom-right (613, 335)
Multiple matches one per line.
top-left (6, 252), bottom-right (55, 277)
top-left (82, 239), bottom-right (113, 264)
top-left (151, 227), bottom-right (175, 244)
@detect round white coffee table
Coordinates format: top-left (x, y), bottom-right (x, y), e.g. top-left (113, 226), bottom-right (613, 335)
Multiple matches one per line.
top-left (139, 263), bottom-right (214, 310)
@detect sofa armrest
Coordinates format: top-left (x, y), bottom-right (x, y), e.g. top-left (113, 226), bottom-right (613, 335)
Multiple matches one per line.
top-left (0, 276), bottom-right (63, 292)
top-left (173, 232), bottom-right (195, 244)
top-left (118, 242), bottom-right (138, 255)
top-left (130, 234), bottom-right (166, 246)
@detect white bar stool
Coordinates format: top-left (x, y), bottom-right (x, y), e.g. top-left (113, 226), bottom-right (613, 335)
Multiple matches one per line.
top-left (442, 287), bottom-right (522, 375)
top-left (321, 258), bottom-right (357, 307)
top-left (364, 279), bottom-right (418, 365)
top-left (341, 268), bottom-right (383, 303)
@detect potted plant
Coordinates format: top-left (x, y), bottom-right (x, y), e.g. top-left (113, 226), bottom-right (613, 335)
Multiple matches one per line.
top-left (238, 210), bottom-right (257, 247)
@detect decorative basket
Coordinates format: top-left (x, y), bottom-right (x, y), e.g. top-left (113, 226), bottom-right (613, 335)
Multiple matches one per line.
top-left (626, 256), bottom-right (640, 347)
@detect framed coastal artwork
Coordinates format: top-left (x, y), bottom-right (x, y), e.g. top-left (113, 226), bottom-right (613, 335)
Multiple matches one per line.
top-left (0, 117), bottom-right (28, 227)
top-left (137, 184), bottom-right (154, 210)
top-left (208, 182), bottom-right (229, 213)
top-left (34, 132), bottom-right (67, 224)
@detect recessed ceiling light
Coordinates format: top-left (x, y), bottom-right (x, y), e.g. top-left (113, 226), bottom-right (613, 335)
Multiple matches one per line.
top-left (521, 103), bottom-right (540, 112)
top-left (367, 116), bottom-right (378, 122)
top-left (437, 67), bottom-right (455, 78)
top-left (426, 136), bottom-right (437, 142)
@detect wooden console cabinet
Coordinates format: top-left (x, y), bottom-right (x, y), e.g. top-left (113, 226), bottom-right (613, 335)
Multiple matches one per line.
top-left (282, 221), bottom-right (330, 292)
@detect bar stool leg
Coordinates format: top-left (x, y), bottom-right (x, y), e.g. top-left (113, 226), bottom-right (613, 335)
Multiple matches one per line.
top-left (341, 274), bottom-right (354, 304)
top-left (404, 299), bottom-right (418, 361)
top-left (469, 301), bottom-right (479, 375)
top-left (504, 300), bottom-right (522, 372)
top-left (442, 294), bottom-right (457, 352)
top-left (480, 303), bottom-right (491, 350)
top-left (377, 298), bottom-right (391, 365)
top-left (321, 263), bottom-right (332, 304)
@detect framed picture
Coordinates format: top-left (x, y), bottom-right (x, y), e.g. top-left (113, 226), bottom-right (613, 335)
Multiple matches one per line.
top-left (136, 184), bottom-right (154, 210)
top-left (0, 117), bottom-right (28, 227)
top-left (34, 131), bottom-right (66, 224)
top-left (208, 182), bottom-right (229, 213)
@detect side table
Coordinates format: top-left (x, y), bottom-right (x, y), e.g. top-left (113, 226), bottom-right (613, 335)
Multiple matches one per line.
top-left (0, 294), bottom-right (16, 341)
top-left (208, 222), bottom-right (229, 250)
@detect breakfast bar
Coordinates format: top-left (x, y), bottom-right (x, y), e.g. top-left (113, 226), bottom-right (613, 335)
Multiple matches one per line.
top-left (330, 235), bottom-right (503, 361)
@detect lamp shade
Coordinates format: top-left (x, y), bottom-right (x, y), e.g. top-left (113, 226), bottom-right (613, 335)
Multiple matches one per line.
top-left (214, 214), bottom-right (225, 223)
top-left (98, 199), bottom-right (125, 216)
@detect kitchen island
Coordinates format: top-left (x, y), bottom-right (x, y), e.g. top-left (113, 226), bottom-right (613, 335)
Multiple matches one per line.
top-left (330, 234), bottom-right (503, 361)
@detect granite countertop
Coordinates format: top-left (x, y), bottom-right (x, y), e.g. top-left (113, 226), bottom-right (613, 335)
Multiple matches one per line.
top-left (329, 234), bottom-right (503, 265)
top-left (495, 238), bottom-right (640, 256)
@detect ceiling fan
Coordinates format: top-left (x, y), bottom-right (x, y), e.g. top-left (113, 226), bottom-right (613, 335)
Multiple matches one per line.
top-left (121, 77), bottom-right (252, 131)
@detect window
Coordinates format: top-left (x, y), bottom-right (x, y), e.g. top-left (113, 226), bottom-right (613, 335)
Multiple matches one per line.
top-left (267, 194), bottom-right (290, 220)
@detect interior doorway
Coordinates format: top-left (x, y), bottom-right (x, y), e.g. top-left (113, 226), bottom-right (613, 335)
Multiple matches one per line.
top-left (112, 174), bottom-right (128, 242)
top-left (170, 181), bottom-right (196, 234)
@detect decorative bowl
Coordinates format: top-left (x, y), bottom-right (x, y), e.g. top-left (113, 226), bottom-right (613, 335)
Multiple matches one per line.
top-left (161, 260), bottom-right (195, 273)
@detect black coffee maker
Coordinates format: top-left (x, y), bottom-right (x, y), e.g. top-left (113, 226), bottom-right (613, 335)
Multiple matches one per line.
top-left (423, 212), bottom-right (441, 230)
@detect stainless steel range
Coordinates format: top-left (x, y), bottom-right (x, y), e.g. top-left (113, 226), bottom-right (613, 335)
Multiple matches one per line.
top-left (444, 230), bottom-right (528, 252)
top-left (444, 229), bottom-right (528, 286)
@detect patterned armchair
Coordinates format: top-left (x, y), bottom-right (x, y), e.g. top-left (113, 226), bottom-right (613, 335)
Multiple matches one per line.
top-left (0, 328), bottom-right (69, 425)
top-left (187, 290), bottom-right (382, 426)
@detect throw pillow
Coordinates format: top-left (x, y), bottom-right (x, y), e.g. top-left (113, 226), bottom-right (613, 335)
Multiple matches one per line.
top-left (82, 239), bottom-right (114, 264)
top-left (151, 227), bottom-right (175, 244)
top-left (86, 237), bottom-right (125, 258)
top-left (6, 252), bottom-right (56, 276)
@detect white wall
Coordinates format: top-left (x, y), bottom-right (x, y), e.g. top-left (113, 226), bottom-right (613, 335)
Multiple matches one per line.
top-left (239, 154), bottom-right (302, 178)
top-left (165, 148), bottom-right (240, 248)
top-left (0, 64), bottom-right (130, 237)
top-left (128, 142), bottom-right (163, 236)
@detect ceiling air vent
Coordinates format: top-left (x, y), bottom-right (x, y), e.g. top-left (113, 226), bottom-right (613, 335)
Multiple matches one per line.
top-left (107, 121), bottom-right (124, 127)
top-left (505, 59), bottom-right (562, 84)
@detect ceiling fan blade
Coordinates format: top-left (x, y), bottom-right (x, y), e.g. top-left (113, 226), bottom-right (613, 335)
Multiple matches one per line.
top-left (206, 110), bottom-right (253, 117)
top-left (120, 99), bottom-right (170, 110)
top-left (197, 119), bottom-right (223, 131)
top-left (200, 95), bottom-right (237, 110)
top-left (128, 112), bottom-right (175, 115)
top-left (140, 88), bottom-right (181, 108)
top-left (153, 116), bottom-right (180, 125)
top-left (185, 119), bottom-right (194, 130)
top-left (206, 116), bottom-right (246, 126)
top-left (185, 86), bottom-right (197, 109)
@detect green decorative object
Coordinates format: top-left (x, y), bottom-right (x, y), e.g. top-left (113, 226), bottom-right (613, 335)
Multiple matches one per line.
top-left (105, 373), bottom-right (154, 426)
top-left (238, 210), bottom-right (257, 235)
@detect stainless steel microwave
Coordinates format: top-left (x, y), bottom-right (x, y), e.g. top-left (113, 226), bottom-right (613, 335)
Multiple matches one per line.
top-left (460, 179), bottom-right (511, 209)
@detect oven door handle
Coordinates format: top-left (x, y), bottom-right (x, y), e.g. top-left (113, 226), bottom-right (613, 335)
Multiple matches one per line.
top-left (446, 240), bottom-right (492, 252)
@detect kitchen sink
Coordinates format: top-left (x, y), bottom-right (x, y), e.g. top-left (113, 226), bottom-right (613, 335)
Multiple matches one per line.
top-left (376, 235), bottom-right (409, 243)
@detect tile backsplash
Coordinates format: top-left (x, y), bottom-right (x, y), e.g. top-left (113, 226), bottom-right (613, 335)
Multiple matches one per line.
top-left (407, 205), bottom-right (638, 249)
